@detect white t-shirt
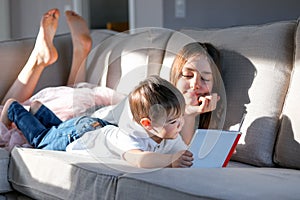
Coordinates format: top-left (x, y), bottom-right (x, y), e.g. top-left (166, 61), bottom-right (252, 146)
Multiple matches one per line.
top-left (66, 99), bottom-right (187, 159)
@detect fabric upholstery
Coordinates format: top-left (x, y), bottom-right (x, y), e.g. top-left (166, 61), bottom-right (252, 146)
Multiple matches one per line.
top-left (0, 148), bottom-right (11, 193)
top-left (117, 168), bottom-right (300, 200)
top-left (9, 147), bottom-right (129, 200)
top-left (10, 148), bottom-right (300, 200)
top-left (86, 28), bottom-right (172, 94)
top-left (164, 21), bottom-right (297, 167)
top-left (274, 20), bottom-right (300, 169)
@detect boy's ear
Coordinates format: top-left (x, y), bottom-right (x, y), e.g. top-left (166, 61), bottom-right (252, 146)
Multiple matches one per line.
top-left (140, 118), bottom-right (152, 130)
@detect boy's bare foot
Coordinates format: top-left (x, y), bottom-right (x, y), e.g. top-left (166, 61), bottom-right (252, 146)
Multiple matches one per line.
top-left (33, 8), bottom-right (60, 66)
top-left (65, 10), bottom-right (92, 57)
top-left (29, 101), bottom-right (43, 115)
top-left (0, 99), bottom-right (16, 128)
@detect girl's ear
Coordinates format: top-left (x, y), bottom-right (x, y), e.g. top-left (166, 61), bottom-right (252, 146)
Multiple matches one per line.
top-left (140, 118), bottom-right (152, 130)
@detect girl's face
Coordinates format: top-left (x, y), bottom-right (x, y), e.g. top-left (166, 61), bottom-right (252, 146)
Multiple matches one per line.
top-left (176, 55), bottom-right (214, 106)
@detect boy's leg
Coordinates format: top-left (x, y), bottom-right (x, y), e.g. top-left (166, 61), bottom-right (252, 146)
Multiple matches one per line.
top-left (0, 99), bottom-right (16, 128)
top-left (7, 101), bottom-right (50, 148)
top-left (30, 101), bottom-right (62, 128)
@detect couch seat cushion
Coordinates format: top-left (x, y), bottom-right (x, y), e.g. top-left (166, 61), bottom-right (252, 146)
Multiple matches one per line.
top-left (117, 167), bottom-right (300, 200)
top-left (9, 147), bottom-right (132, 200)
top-left (0, 148), bottom-right (11, 193)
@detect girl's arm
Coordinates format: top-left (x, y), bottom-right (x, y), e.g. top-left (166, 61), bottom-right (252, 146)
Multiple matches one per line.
top-left (181, 93), bottom-right (219, 145)
top-left (123, 149), bottom-right (193, 168)
top-left (180, 115), bottom-right (197, 145)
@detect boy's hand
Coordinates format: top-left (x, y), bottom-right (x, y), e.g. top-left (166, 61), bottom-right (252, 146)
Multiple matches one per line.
top-left (171, 150), bottom-right (193, 168)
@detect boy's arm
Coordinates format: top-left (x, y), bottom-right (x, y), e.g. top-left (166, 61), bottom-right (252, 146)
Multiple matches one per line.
top-left (123, 149), bottom-right (193, 168)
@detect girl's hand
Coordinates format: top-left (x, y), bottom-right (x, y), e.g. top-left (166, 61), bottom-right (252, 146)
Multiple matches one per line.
top-left (171, 150), bottom-right (194, 168)
top-left (185, 93), bottom-right (219, 116)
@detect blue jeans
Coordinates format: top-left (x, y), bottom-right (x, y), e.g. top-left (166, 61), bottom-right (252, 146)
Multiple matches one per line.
top-left (8, 101), bottom-right (112, 151)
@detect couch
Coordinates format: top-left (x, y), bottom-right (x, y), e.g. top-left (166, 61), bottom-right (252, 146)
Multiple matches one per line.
top-left (0, 18), bottom-right (300, 199)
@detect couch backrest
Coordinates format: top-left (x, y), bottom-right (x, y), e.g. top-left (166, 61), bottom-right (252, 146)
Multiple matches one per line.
top-left (166, 21), bottom-right (297, 167)
top-left (274, 20), bottom-right (300, 169)
top-left (0, 34), bottom-right (73, 103)
top-left (0, 30), bottom-right (116, 103)
top-left (86, 28), bottom-right (173, 94)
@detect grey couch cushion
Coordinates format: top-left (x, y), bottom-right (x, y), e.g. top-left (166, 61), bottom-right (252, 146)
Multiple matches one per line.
top-left (274, 20), bottom-right (300, 169)
top-left (0, 148), bottom-right (11, 193)
top-left (9, 147), bottom-right (128, 200)
top-left (117, 168), bottom-right (300, 200)
top-left (162, 20), bottom-right (297, 167)
top-left (86, 28), bottom-right (172, 94)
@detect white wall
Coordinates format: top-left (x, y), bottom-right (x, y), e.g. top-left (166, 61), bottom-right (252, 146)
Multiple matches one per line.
top-left (0, 0), bottom-right (11, 40)
top-left (129, 0), bottom-right (163, 29)
top-left (6, 0), bottom-right (300, 39)
top-left (129, 0), bottom-right (300, 30)
top-left (10, 0), bottom-right (90, 39)
top-left (163, 0), bottom-right (300, 29)
top-left (3, 0), bottom-right (128, 40)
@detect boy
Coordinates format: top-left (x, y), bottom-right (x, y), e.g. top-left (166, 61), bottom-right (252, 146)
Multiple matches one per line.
top-left (1, 75), bottom-right (193, 168)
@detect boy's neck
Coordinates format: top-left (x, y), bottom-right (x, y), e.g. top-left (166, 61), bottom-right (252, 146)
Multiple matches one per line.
top-left (151, 135), bottom-right (163, 144)
top-left (146, 130), bottom-right (163, 144)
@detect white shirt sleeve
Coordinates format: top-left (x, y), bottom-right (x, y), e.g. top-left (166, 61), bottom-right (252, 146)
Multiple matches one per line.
top-left (66, 125), bottom-right (151, 159)
top-left (91, 98), bottom-right (127, 125)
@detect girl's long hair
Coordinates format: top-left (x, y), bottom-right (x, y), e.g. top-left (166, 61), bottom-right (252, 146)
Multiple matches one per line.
top-left (170, 42), bottom-right (226, 129)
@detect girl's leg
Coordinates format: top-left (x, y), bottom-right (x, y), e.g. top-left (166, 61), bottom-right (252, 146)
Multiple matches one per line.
top-left (1, 9), bottom-right (60, 104)
top-left (65, 10), bottom-right (92, 85)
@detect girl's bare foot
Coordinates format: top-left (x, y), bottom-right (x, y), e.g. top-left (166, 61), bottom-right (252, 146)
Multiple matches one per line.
top-left (65, 10), bottom-right (92, 84)
top-left (33, 8), bottom-right (60, 66)
top-left (65, 10), bottom-right (92, 56)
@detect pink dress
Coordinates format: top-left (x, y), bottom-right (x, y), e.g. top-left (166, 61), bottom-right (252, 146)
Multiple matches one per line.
top-left (0, 83), bottom-right (125, 152)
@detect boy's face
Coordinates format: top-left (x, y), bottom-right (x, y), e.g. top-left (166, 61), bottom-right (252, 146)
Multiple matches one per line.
top-left (151, 115), bottom-right (184, 140)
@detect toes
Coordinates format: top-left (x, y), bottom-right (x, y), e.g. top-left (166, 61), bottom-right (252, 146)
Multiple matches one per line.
top-left (45, 8), bottom-right (60, 19)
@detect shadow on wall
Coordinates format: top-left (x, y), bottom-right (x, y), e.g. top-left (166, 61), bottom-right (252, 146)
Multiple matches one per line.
top-left (275, 114), bottom-right (300, 168)
top-left (219, 49), bottom-right (256, 130)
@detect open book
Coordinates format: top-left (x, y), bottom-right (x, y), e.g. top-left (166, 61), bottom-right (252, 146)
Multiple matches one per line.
top-left (188, 129), bottom-right (241, 168)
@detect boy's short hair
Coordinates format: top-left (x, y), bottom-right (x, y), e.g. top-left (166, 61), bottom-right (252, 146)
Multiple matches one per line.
top-left (129, 75), bottom-right (185, 125)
